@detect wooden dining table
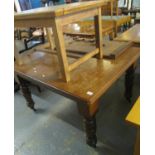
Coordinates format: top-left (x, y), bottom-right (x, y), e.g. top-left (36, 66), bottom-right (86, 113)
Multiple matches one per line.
top-left (15, 44), bottom-right (139, 147)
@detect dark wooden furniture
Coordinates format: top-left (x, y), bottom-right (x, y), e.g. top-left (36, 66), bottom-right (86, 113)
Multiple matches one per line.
top-left (15, 45), bottom-right (140, 147)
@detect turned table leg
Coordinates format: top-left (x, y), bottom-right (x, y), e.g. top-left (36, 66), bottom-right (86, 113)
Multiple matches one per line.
top-left (18, 76), bottom-right (36, 111)
top-left (124, 64), bottom-right (135, 102)
top-left (77, 100), bottom-right (99, 147)
top-left (84, 116), bottom-right (97, 148)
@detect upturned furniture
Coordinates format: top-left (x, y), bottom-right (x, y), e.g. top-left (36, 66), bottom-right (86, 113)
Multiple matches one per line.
top-left (15, 1), bottom-right (106, 82)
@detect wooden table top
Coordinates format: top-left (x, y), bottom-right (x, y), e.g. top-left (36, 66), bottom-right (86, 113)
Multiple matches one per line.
top-left (15, 45), bottom-right (139, 104)
top-left (115, 24), bottom-right (140, 44)
top-left (14, 1), bottom-right (106, 20)
top-left (126, 97), bottom-right (140, 126)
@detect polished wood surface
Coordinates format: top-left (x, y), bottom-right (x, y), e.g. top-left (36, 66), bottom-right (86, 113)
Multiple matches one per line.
top-left (115, 24), bottom-right (140, 44)
top-left (15, 46), bottom-right (140, 105)
top-left (126, 97), bottom-right (140, 126)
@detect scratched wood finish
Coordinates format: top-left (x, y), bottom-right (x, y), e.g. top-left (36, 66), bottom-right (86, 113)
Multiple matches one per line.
top-left (115, 24), bottom-right (140, 44)
top-left (15, 46), bottom-right (140, 110)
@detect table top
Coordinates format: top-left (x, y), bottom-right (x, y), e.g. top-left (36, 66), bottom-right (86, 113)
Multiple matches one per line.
top-left (15, 45), bottom-right (139, 104)
top-left (126, 97), bottom-right (140, 126)
top-left (14, 1), bottom-right (105, 20)
top-left (115, 24), bottom-right (140, 44)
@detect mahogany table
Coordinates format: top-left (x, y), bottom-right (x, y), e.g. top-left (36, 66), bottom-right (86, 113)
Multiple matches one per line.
top-left (15, 45), bottom-right (140, 147)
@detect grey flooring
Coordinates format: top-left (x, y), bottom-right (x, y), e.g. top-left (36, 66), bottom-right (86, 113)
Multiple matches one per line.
top-left (15, 69), bottom-right (140, 155)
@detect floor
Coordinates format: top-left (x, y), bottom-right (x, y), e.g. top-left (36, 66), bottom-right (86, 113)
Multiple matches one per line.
top-left (15, 68), bottom-right (140, 155)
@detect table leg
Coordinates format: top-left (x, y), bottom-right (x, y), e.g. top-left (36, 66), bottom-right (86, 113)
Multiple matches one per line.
top-left (84, 116), bottom-right (97, 148)
top-left (77, 100), bottom-right (99, 147)
top-left (18, 76), bottom-right (36, 111)
top-left (124, 64), bottom-right (135, 102)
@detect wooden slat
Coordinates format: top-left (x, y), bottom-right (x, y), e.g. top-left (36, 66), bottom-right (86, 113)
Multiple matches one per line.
top-left (35, 48), bottom-right (82, 59)
top-left (52, 19), bottom-right (70, 82)
top-left (69, 48), bottom-right (99, 71)
top-left (45, 28), bottom-right (55, 50)
top-left (94, 8), bottom-right (103, 59)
